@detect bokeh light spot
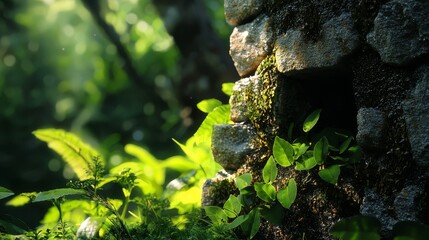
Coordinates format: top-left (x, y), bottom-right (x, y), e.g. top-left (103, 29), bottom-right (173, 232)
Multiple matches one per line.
top-left (132, 130), bottom-right (144, 141)
top-left (3, 54), bottom-right (16, 67)
top-left (48, 159), bottom-right (61, 172)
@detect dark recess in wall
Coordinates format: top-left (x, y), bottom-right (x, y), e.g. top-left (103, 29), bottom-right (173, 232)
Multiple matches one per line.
top-left (300, 72), bottom-right (357, 133)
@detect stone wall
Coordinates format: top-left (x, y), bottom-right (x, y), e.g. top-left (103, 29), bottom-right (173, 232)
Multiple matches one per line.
top-left (204, 0), bottom-right (429, 239)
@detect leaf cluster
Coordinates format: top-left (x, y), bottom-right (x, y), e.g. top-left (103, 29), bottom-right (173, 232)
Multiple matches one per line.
top-left (330, 215), bottom-right (429, 240)
top-left (205, 109), bottom-right (362, 238)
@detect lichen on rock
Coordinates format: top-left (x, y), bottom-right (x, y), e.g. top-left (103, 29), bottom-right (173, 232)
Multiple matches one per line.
top-left (229, 54), bottom-right (281, 146)
top-left (229, 15), bottom-right (274, 77)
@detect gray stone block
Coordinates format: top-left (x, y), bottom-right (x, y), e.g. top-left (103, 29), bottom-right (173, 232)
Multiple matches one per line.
top-left (402, 65), bottom-right (429, 167)
top-left (201, 170), bottom-right (234, 207)
top-left (224, 0), bottom-right (264, 26)
top-left (393, 185), bottom-right (421, 222)
top-left (211, 123), bottom-right (257, 170)
top-left (230, 15), bottom-right (274, 77)
top-left (360, 188), bottom-right (395, 232)
top-left (356, 108), bottom-right (386, 150)
top-left (367, 0), bottom-right (429, 65)
top-left (229, 76), bottom-right (261, 123)
top-left (275, 13), bottom-right (359, 76)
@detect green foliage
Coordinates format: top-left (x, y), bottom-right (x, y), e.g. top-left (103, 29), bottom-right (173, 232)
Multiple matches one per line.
top-left (205, 109), bottom-right (361, 238)
top-left (330, 215), bottom-right (429, 240)
top-left (221, 82), bottom-right (235, 96)
top-left (330, 215), bottom-right (381, 240)
top-left (0, 186), bottom-right (14, 200)
top-left (281, 110), bottom-right (360, 184)
top-left (254, 183), bottom-right (276, 202)
top-left (318, 165), bottom-right (341, 185)
top-left (240, 209), bottom-right (261, 239)
top-left (204, 206), bottom-right (228, 225)
top-left (6, 193), bottom-right (36, 207)
top-left (393, 221), bottom-right (429, 240)
top-left (33, 129), bottom-right (103, 180)
top-left (197, 99), bottom-right (223, 113)
top-left (273, 136), bottom-right (294, 167)
top-left (277, 178), bottom-right (297, 209)
top-left (193, 104), bottom-right (231, 145)
top-left (234, 173), bottom-right (252, 190)
top-left (0, 89), bottom-right (238, 239)
top-left (262, 156), bottom-right (278, 183)
top-left (32, 188), bottom-right (85, 203)
top-left (303, 109), bottom-right (321, 132)
top-left (223, 195), bottom-right (242, 218)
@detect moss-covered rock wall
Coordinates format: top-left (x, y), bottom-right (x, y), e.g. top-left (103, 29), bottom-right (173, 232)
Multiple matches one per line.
top-left (204, 0), bottom-right (429, 239)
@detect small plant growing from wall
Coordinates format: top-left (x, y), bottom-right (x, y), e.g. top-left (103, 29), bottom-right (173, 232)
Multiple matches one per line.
top-left (205, 109), bottom-right (362, 239)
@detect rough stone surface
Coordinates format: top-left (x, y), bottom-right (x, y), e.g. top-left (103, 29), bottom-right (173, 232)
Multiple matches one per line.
top-left (393, 185), bottom-right (421, 222)
top-left (367, 0), bottom-right (429, 65)
top-left (402, 65), bottom-right (429, 167)
top-left (230, 15), bottom-right (274, 77)
top-left (224, 0), bottom-right (264, 26)
top-left (360, 188), bottom-right (395, 232)
top-left (275, 13), bottom-right (359, 76)
top-left (356, 107), bottom-right (386, 150)
top-left (211, 123), bottom-right (257, 170)
top-left (201, 170), bottom-right (234, 207)
top-left (229, 76), bottom-right (261, 122)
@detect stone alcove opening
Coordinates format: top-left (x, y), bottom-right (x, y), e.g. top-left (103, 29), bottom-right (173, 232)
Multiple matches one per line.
top-left (277, 70), bottom-right (357, 138)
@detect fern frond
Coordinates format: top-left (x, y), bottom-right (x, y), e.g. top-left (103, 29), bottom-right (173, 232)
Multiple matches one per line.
top-left (33, 128), bottom-right (103, 180)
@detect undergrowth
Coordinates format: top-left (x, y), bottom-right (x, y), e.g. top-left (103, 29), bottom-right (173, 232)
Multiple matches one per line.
top-left (0, 84), bottom-right (237, 240)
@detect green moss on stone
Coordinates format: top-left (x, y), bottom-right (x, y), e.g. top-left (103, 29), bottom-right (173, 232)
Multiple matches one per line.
top-left (247, 54), bottom-right (281, 146)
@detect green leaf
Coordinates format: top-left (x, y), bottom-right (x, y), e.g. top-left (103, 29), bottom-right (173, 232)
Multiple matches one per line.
top-left (303, 109), bottom-right (321, 132)
top-left (193, 105), bottom-right (230, 145)
top-left (273, 136), bottom-right (294, 167)
top-left (124, 144), bottom-right (164, 186)
top-left (277, 178), bottom-right (297, 209)
top-left (235, 173), bottom-right (252, 190)
top-left (222, 83), bottom-right (235, 96)
top-left (0, 215), bottom-right (28, 235)
top-left (240, 209), bottom-right (261, 239)
top-left (393, 221), bottom-right (429, 240)
top-left (339, 137), bottom-right (353, 154)
top-left (238, 186), bottom-right (255, 206)
top-left (260, 202), bottom-right (285, 226)
top-left (314, 136), bottom-right (329, 164)
top-left (223, 195), bottom-right (242, 218)
top-left (33, 188), bottom-right (85, 202)
top-left (161, 156), bottom-right (198, 172)
top-left (0, 186), bottom-right (14, 200)
top-left (204, 206), bottom-right (228, 225)
top-left (6, 192), bottom-right (36, 206)
top-left (331, 156), bottom-right (347, 161)
top-left (295, 154), bottom-right (317, 170)
top-left (330, 215), bottom-right (381, 240)
top-left (197, 99), bottom-right (222, 113)
top-left (254, 183), bottom-right (276, 202)
top-left (33, 129), bottom-right (103, 180)
top-left (347, 145), bottom-right (362, 164)
top-left (263, 156), bottom-right (278, 183)
top-left (292, 142), bottom-right (309, 160)
top-left (318, 165), bottom-right (341, 185)
top-left (226, 215), bottom-right (248, 230)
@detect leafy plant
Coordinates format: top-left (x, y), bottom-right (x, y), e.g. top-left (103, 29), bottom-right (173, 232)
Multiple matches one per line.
top-left (0, 187), bottom-right (14, 200)
top-left (330, 215), bottom-right (429, 240)
top-left (0, 83), bottom-right (236, 239)
top-left (205, 109), bottom-right (361, 239)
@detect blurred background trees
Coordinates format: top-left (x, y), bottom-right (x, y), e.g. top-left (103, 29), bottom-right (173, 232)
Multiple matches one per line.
top-left (0, 0), bottom-right (237, 226)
